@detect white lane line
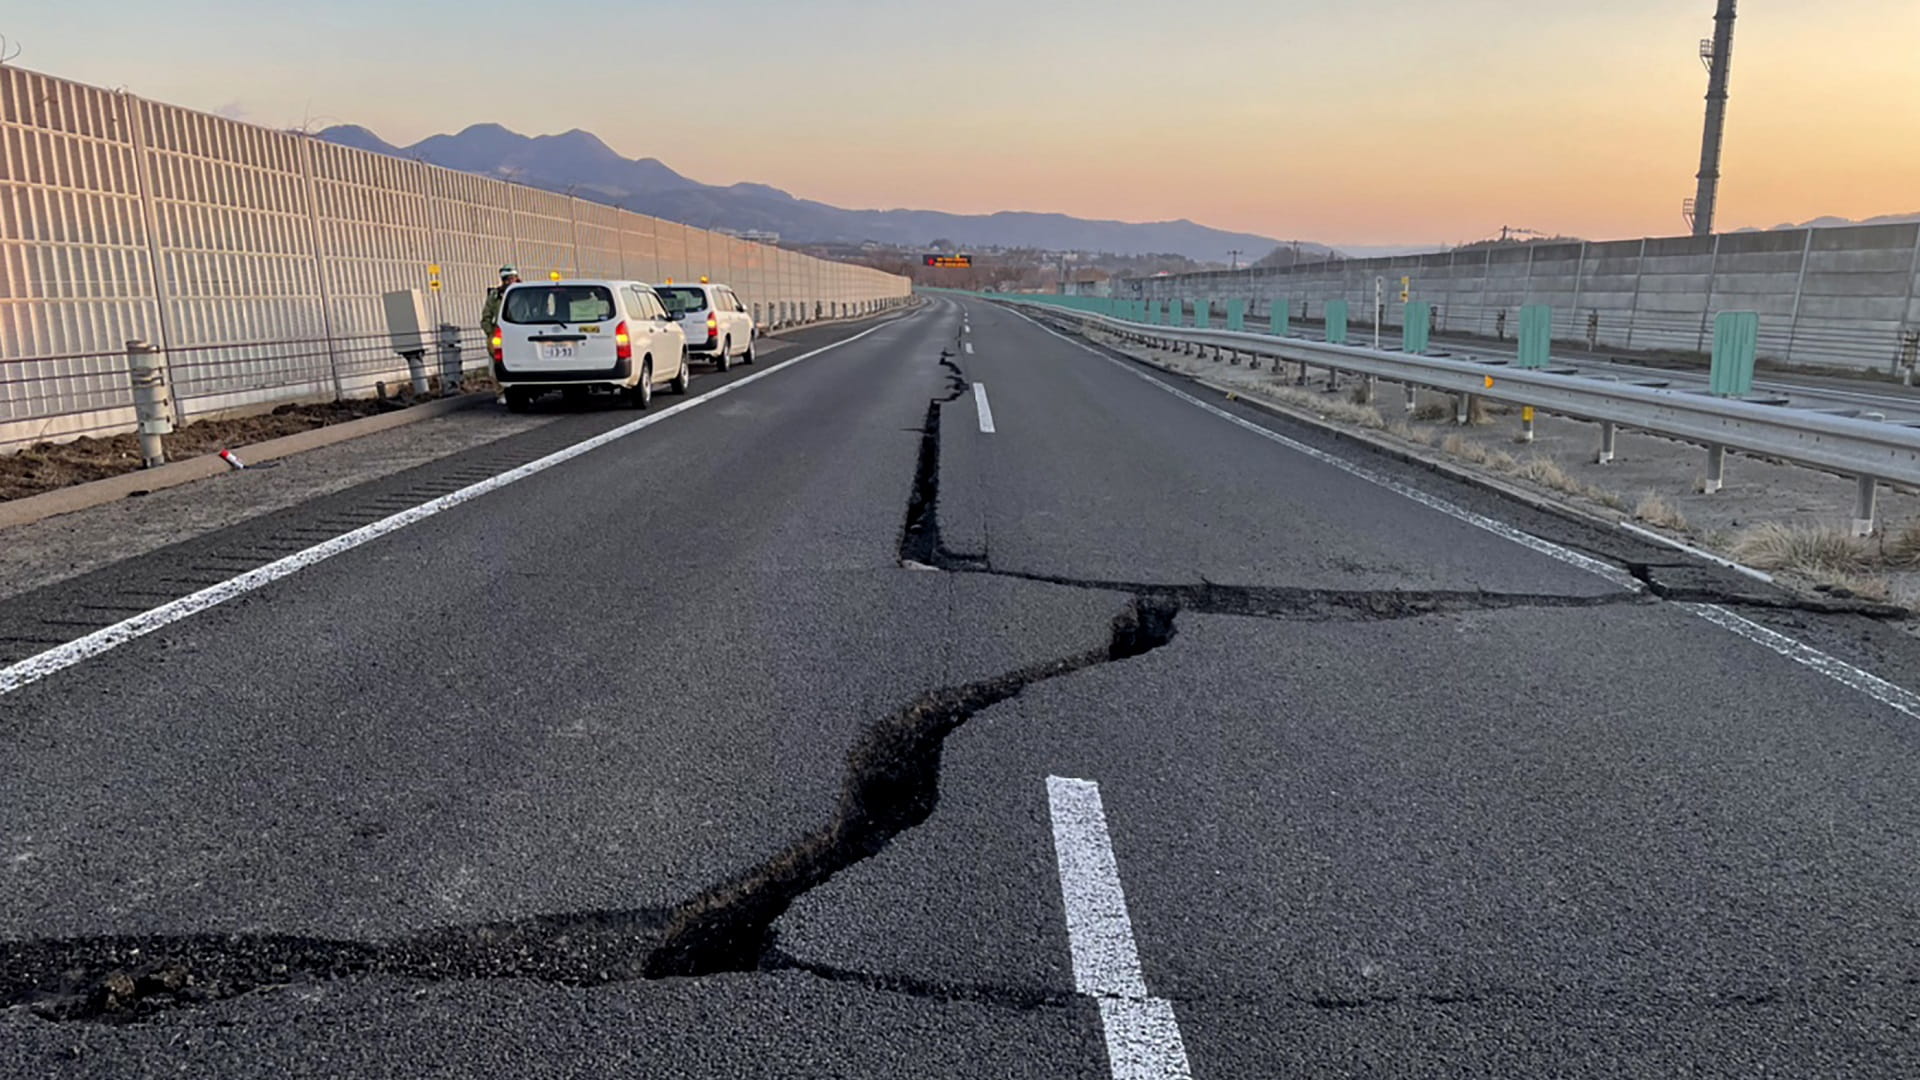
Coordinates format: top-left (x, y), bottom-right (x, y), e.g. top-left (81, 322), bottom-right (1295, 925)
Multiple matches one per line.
top-left (1046, 775), bottom-right (1192, 1080)
top-left (0, 318), bottom-right (907, 699)
top-left (974, 382), bottom-right (996, 433)
top-left (1006, 307), bottom-right (1637, 591)
top-left (964, 341), bottom-right (975, 355)
top-left (1618, 522), bottom-right (1774, 583)
top-left (1681, 603), bottom-right (1920, 720)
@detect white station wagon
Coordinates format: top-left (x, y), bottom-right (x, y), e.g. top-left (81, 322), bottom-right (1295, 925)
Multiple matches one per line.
top-left (492, 280), bottom-right (690, 410)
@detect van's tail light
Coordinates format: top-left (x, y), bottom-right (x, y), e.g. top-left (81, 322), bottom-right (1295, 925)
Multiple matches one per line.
top-left (489, 330), bottom-right (503, 362)
top-left (614, 321), bottom-right (632, 361)
top-left (705, 314), bottom-right (718, 340)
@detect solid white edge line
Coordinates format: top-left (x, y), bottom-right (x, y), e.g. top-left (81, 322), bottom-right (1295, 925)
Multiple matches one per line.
top-left (1004, 305), bottom-right (1640, 591)
top-left (974, 382), bottom-right (996, 434)
top-left (0, 317), bottom-right (905, 698)
top-left (991, 302), bottom-right (1920, 725)
top-left (1617, 521), bottom-right (1775, 583)
top-left (1681, 603), bottom-right (1920, 720)
top-left (1046, 775), bottom-right (1193, 1080)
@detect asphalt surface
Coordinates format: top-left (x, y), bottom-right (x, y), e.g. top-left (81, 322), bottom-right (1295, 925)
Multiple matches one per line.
top-left (4, 295), bottom-right (1920, 1076)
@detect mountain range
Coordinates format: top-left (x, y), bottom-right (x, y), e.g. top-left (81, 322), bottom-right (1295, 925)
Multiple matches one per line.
top-left (317, 124), bottom-right (1292, 263)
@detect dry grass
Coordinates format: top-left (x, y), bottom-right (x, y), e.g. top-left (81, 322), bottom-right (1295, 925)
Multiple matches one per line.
top-left (1515, 457), bottom-right (1574, 491)
top-left (1632, 492), bottom-right (1690, 531)
top-left (1385, 421), bottom-right (1433, 446)
top-left (1810, 572), bottom-right (1895, 602)
top-left (1729, 522), bottom-right (1866, 574)
top-left (1888, 519), bottom-right (1920, 567)
top-left (1410, 401), bottom-right (1452, 422)
top-left (1255, 385), bottom-right (1384, 430)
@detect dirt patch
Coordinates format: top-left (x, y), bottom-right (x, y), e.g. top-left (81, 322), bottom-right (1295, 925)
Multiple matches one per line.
top-left (1, 399), bottom-right (415, 502)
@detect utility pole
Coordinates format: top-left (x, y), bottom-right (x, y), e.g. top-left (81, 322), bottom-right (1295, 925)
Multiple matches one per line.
top-left (1227, 249), bottom-right (1243, 271)
top-left (1691, 0), bottom-right (1737, 237)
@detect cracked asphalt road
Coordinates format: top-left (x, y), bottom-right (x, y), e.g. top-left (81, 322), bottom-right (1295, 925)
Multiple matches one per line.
top-left (4, 296), bottom-right (1920, 1076)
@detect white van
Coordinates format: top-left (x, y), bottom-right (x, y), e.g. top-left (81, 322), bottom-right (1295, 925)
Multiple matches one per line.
top-left (654, 282), bottom-right (756, 371)
top-left (491, 280), bottom-right (690, 411)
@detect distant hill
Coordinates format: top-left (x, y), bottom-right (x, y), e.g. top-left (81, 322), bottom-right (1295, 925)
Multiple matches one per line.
top-left (1739, 213), bottom-right (1920, 232)
top-left (316, 123), bottom-right (1284, 263)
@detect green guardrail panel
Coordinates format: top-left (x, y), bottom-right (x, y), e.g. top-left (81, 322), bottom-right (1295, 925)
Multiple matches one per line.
top-left (1168, 299), bottom-right (1185, 327)
top-left (1193, 300), bottom-right (1210, 330)
top-left (1325, 300), bottom-right (1348, 344)
top-left (1711, 311), bottom-right (1759, 396)
top-left (1517, 304), bottom-right (1552, 369)
top-left (1269, 297), bottom-right (1289, 336)
top-left (1403, 301), bottom-right (1431, 355)
top-left (1226, 299), bottom-right (1246, 332)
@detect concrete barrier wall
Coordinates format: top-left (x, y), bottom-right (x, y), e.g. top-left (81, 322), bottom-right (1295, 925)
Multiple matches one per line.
top-left (0, 66), bottom-right (911, 451)
top-left (1134, 222), bottom-right (1920, 373)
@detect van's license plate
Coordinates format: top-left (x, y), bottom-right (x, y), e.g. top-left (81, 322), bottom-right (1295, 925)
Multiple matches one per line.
top-left (541, 344), bottom-right (575, 361)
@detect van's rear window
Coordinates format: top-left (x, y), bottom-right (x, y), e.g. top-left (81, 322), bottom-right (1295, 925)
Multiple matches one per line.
top-left (503, 286), bottom-right (615, 325)
top-left (656, 287), bottom-right (708, 314)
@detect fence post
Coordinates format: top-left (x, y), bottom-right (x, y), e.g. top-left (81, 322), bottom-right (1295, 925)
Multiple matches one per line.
top-left (438, 324), bottom-right (464, 392)
top-left (126, 340), bottom-right (174, 467)
top-left (296, 137), bottom-right (345, 401)
top-left (1697, 233), bottom-right (1723, 354)
top-left (123, 93), bottom-right (181, 422)
top-left (1625, 238), bottom-right (1647, 351)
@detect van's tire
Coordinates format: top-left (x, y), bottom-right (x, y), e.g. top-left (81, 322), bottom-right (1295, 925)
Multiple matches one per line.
top-left (629, 362), bottom-right (652, 409)
top-left (504, 387), bottom-right (532, 413)
top-left (670, 348), bottom-right (691, 394)
top-left (741, 336), bottom-right (755, 365)
top-left (715, 338), bottom-right (731, 373)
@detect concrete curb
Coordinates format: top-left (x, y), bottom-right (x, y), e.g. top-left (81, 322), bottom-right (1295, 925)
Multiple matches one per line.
top-left (0, 393), bottom-right (493, 532)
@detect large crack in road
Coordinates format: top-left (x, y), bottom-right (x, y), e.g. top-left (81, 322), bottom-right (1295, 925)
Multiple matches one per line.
top-left (6, 337), bottom-right (1876, 1027)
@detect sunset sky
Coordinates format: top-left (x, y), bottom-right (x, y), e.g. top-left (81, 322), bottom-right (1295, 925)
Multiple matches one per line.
top-left (9, 0), bottom-right (1918, 248)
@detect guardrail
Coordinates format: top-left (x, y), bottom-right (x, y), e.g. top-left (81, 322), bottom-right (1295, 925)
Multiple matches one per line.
top-left (984, 294), bottom-right (1920, 536)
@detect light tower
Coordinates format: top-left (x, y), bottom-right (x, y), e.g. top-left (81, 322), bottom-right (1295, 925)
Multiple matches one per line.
top-left (1687, 0), bottom-right (1738, 236)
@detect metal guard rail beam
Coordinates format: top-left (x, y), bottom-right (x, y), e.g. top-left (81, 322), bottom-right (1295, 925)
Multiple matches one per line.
top-left (995, 298), bottom-right (1920, 490)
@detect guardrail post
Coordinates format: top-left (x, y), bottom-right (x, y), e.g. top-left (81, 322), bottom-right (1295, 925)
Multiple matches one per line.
top-left (1404, 382), bottom-right (1417, 413)
top-left (1854, 476), bottom-right (1879, 536)
top-left (1454, 393), bottom-right (1470, 426)
top-left (125, 340), bottom-right (174, 468)
top-left (1703, 444), bottom-right (1727, 494)
top-left (1598, 421), bottom-right (1618, 464)
top-left (1519, 405), bottom-right (1536, 443)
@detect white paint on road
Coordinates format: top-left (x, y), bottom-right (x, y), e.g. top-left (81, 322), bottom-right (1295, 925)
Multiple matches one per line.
top-left (1619, 522), bottom-right (1773, 583)
top-left (0, 318), bottom-right (908, 698)
top-left (1682, 603), bottom-right (1920, 720)
top-left (1046, 775), bottom-right (1192, 1079)
top-left (1006, 307), bottom-right (1638, 590)
top-left (964, 341), bottom-right (975, 355)
top-left (974, 383), bottom-right (996, 433)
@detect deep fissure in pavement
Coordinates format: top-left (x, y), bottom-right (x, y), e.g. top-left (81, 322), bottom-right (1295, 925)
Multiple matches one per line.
top-left (1, 595), bottom-right (1180, 1023)
top-left (642, 596), bottom-right (1179, 977)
